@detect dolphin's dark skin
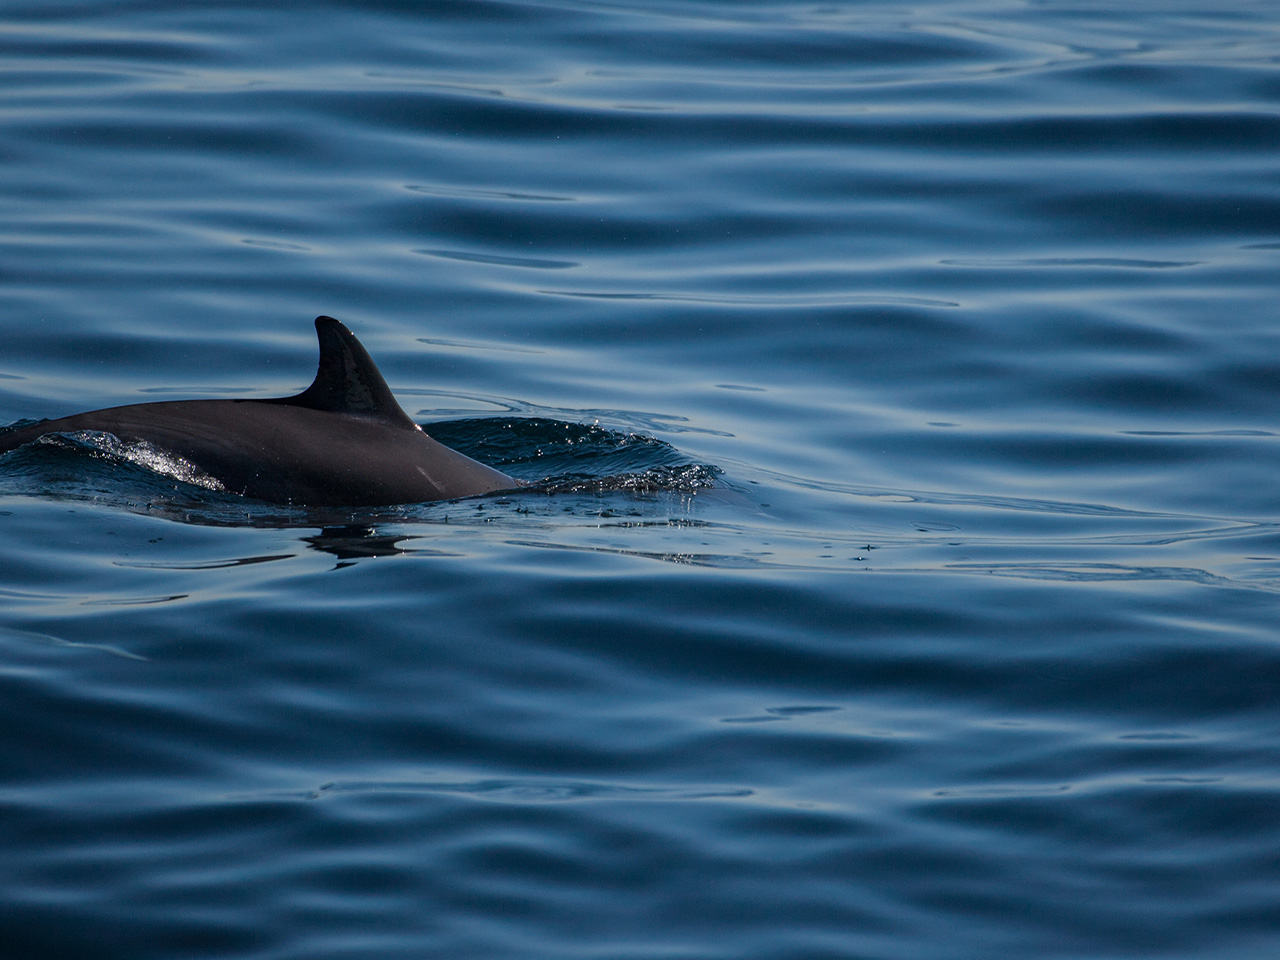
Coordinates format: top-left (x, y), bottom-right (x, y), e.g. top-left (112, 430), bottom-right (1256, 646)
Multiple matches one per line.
top-left (0, 316), bottom-right (518, 506)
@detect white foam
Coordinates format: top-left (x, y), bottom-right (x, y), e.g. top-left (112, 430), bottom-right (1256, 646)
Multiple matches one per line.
top-left (62, 430), bottom-right (226, 492)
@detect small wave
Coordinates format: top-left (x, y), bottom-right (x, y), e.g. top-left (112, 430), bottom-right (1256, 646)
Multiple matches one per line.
top-left (540, 289), bottom-right (959, 307)
top-left (303, 776), bottom-right (752, 804)
top-left (530, 463), bottom-right (720, 495)
top-left (416, 337), bottom-right (544, 355)
top-left (415, 248), bottom-right (579, 269)
top-left (240, 238), bottom-right (310, 251)
top-left (940, 257), bottom-right (1200, 269)
top-left (429, 417), bottom-right (708, 477)
top-left (404, 183), bottom-right (575, 203)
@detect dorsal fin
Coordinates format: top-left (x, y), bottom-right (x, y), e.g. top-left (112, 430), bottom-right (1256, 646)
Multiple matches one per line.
top-left (273, 316), bottom-right (417, 427)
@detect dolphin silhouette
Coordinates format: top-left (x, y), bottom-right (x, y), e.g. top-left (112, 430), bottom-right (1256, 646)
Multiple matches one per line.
top-left (0, 316), bottom-right (518, 506)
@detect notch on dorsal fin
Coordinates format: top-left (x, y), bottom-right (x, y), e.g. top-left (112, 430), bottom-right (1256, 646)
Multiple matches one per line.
top-left (274, 316), bottom-right (417, 428)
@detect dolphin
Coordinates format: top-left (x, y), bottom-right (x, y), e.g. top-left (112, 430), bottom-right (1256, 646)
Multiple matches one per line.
top-left (0, 316), bottom-right (518, 506)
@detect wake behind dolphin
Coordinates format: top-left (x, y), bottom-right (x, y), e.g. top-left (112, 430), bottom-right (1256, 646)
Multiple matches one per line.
top-left (0, 317), bottom-right (518, 506)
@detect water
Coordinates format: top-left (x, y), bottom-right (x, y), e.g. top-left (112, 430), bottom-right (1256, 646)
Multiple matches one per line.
top-left (2, 1), bottom-right (1280, 957)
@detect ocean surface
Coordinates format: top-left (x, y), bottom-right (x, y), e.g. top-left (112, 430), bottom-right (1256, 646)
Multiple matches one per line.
top-left (2, 1), bottom-right (1280, 957)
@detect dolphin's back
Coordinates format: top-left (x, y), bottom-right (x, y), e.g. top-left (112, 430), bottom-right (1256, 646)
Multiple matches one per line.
top-left (0, 317), bottom-right (518, 506)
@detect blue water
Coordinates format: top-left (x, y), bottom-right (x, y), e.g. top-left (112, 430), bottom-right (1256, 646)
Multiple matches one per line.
top-left (3, 1), bottom-right (1280, 957)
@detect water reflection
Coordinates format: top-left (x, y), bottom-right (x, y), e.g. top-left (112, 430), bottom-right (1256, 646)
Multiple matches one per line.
top-left (302, 525), bottom-right (427, 565)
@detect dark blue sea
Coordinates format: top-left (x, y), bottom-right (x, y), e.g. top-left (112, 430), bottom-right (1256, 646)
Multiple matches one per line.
top-left (3, 1), bottom-right (1280, 957)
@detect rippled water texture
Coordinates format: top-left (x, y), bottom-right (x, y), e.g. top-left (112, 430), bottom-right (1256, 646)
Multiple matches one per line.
top-left (3, 2), bottom-right (1280, 958)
